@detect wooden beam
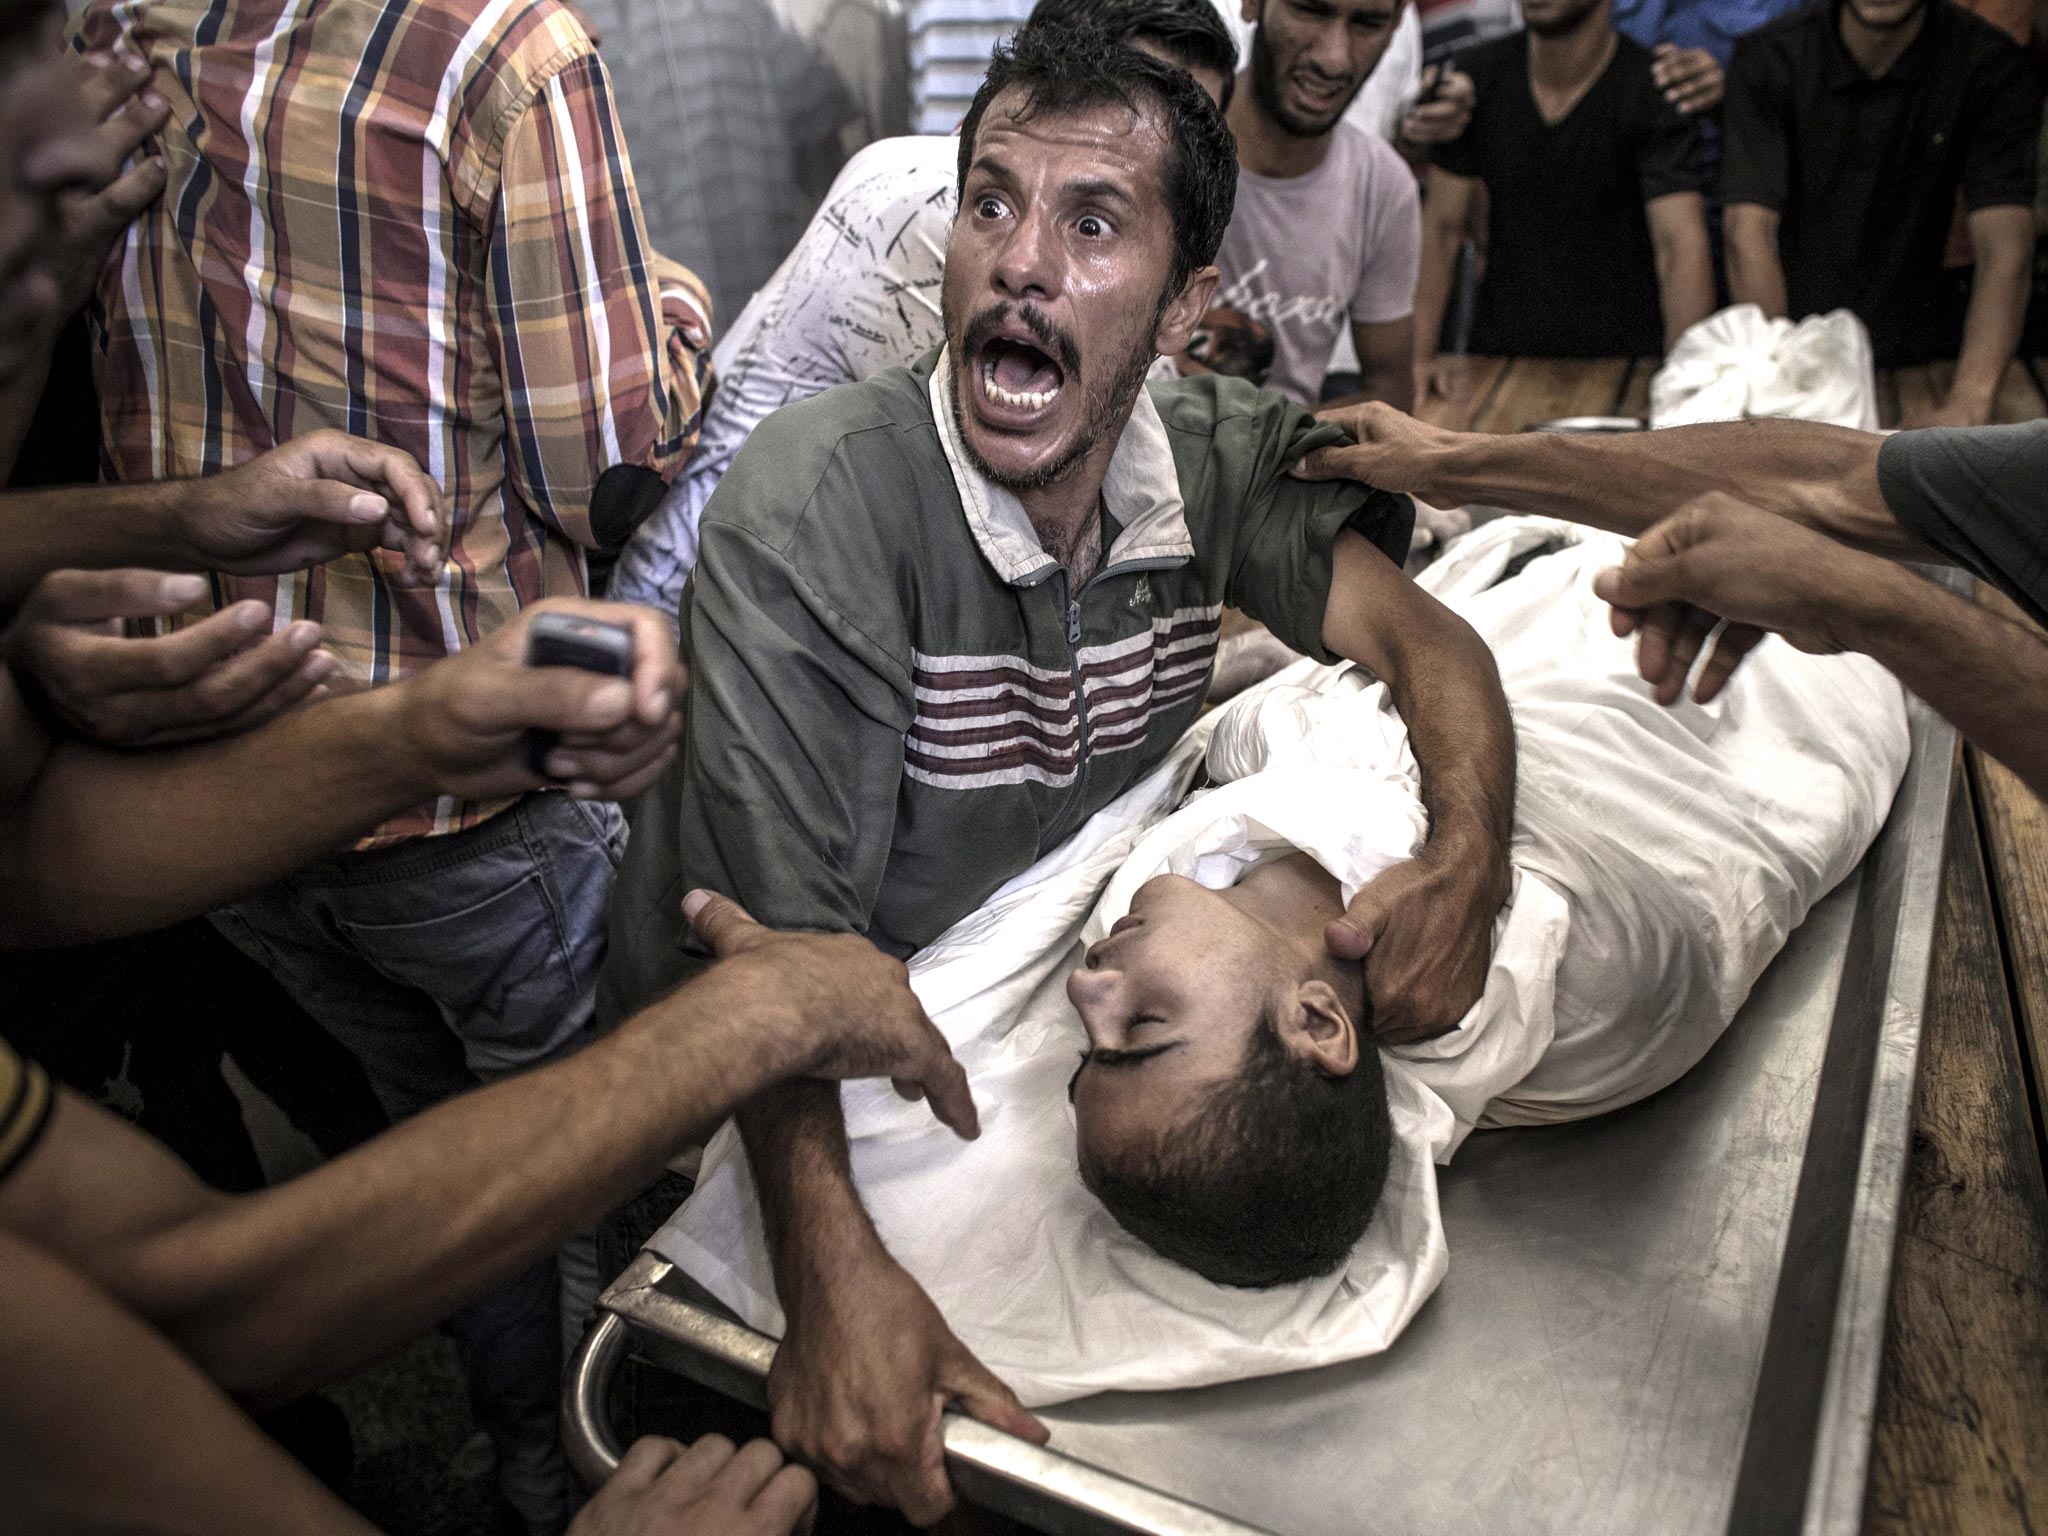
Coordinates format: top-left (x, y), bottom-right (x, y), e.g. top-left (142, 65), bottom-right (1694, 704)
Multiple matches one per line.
top-left (1416, 355), bottom-right (1509, 430)
top-left (1865, 776), bottom-right (2048, 1534)
top-left (1469, 356), bottom-right (1632, 434)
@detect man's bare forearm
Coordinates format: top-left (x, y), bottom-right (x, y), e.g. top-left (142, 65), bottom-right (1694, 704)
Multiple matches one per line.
top-left (151, 972), bottom-right (793, 1401)
top-left (1842, 562), bottom-right (2048, 799)
top-left (0, 683), bottom-right (430, 946)
top-left (738, 1079), bottom-right (883, 1308)
top-left (1945, 212), bottom-right (2032, 419)
top-left (1407, 419), bottom-right (1921, 555)
top-left (0, 479), bottom-right (197, 615)
top-left (9, 961), bottom-right (809, 1406)
top-left (1389, 601), bottom-right (1515, 898)
top-left (0, 1234), bottom-right (378, 1536)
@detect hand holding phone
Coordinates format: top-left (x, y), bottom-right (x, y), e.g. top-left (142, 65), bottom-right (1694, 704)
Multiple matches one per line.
top-left (523, 611), bottom-right (636, 776)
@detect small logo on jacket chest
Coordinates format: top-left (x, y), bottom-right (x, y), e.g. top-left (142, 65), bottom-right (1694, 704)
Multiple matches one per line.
top-left (1128, 576), bottom-right (1153, 612)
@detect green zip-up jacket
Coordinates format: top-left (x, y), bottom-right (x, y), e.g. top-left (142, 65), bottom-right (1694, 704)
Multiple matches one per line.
top-left (598, 349), bottom-right (1410, 1023)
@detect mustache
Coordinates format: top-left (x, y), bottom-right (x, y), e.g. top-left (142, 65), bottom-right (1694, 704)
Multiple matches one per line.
top-left (962, 303), bottom-right (1082, 379)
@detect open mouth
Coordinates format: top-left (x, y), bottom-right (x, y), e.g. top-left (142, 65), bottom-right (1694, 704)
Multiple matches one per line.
top-left (1290, 71), bottom-right (1350, 111)
top-left (977, 334), bottom-right (1067, 416)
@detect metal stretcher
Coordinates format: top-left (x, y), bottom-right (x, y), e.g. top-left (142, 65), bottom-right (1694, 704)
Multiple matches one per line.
top-left (564, 690), bottom-right (1959, 1536)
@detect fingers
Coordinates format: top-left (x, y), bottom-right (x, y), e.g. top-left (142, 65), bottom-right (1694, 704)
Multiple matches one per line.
top-left (283, 431), bottom-right (445, 576)
top-left (140, 624), bottom-right (334, 742)
top-left (1289, 443), bottom-right (1365, 482)
top-left (609, 1433), bottom-right (689, 1489)
top-left (25, 568), bottom-right (209, 626)
top-left (333, 434), bottom-right (443, 564)
top-left (56, 601), bottom-right (272, 693)
top-left (1692, 621), bottom-right (1766, 703)
top-left (745, 1465), bottom-right (820, 1536)
top-left (899, 1028), bottom-right (979, 1141)
top-left (1325, 898), bottom-right (1386, 962)
top-left (492, 666), bottom-right (636, 736)
top-left (1653, 605), bottom-right (1722, 706)
top-left (611, 602), bottom-right (684, 726)
top-left (545, 708), bottom-right (682, 797)
top-left (683, 888), bottom-right (765, 959)
top-left (85, 151), bottom-right (169, 232)
top-left (941, 1350), bottom-right (1049, 1447)
top-left (706, 1438), bottom-right (794, 1507)
top-left (882, 1406), bottom-right (954, 1528)
top-left (73, 48), bottom-right (153, 122)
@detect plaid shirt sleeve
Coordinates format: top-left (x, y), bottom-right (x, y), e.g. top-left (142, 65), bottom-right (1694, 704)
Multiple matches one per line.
top-left (488, 51), bottom-right (714, 549)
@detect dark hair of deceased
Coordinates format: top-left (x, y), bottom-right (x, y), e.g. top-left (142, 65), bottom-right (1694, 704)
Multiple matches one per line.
top-left (1026, 0), bottom-right (1241, 109)
top-left (1080, 1011), bottom-right (1394, 1288)
top-left (957, 21), bottom-right (1239, 293)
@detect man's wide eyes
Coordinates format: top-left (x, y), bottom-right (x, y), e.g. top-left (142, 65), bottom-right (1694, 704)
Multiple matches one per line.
top-left (1077, 214), bottom-right (1109, 239)
top-left (975, 195), bottom-right (1007, 219)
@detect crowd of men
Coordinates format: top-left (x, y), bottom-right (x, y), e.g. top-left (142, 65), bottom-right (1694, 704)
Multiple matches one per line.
top-left (1, 0), bottom-right (2045, 1530)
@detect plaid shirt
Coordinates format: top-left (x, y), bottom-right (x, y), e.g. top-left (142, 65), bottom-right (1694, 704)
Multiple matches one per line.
top-left (77, 0), bottom-right (713, 842)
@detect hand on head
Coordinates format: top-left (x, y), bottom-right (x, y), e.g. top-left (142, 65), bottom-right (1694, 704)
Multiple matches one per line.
top-left (1592, 494), bottom-right (1862, 705)
top-left (569, 1434), bottom-right (818, 1536)
top-left (5, 569), bottom-right (332, 748)
top-left (682, 889), bottom-right (979, 1140)
top-left (1326, 850), bottom-right (1501, 1044)
top-left (395, 597), bottom-right (682, 801)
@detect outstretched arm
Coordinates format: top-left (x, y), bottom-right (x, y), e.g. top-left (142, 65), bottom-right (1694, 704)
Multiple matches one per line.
top-left (1594, 494), bottom-right (2048, 799)
top-left (1295, 404), bottom-right (1917, 557)
top-left (0, 894), bottom-right (968, 1408)
top-left (1320, 530), bottom-right (1515, 1042)
top-left (0, 598), bottom-right (679, 946)
top-left (0, 430), bottom-right (442, 616)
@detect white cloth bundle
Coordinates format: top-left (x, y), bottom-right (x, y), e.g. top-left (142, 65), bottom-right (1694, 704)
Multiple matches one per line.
top-left (1649, 303), bottom-right (1879, 432)
top-left (652, 519), bottom-right (1909, 1405)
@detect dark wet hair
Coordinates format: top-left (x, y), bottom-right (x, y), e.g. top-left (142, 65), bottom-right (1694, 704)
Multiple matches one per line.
top-left (1080, 1010), bottom-right (1394, 1288)
top-left (957, 19), bottom-right (1239, 294)
top-left (1027, 0), bottom-right (1240, 109)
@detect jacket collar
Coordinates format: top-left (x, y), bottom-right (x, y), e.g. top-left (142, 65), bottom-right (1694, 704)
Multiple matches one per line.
top-left (926, 346), bottom-right (1195, 588)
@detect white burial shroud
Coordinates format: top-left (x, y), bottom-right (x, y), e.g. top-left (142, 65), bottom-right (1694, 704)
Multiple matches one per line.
top-left (653, 519), bottom-right (1910, 1407)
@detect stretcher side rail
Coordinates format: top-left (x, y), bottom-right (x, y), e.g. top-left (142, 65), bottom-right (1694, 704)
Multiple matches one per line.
top-left (566, 1250), bottom-right (1278, 1536)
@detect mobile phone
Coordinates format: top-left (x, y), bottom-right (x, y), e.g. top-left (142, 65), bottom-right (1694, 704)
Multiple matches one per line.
top-left (1417, 55), bottom-right (1459, 108)
top-left (523, 612), bottom-right (636, 777)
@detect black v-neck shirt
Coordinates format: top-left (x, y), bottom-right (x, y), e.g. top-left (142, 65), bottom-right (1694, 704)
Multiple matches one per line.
top-left (1721, 0), bottom-right (2038, 366)
top-left (1436, 30), bottom-right (1706, 358)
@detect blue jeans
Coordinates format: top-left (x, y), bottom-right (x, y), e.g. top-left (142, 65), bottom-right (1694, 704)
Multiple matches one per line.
top-left (212, 791), bottom-right (627, 1528)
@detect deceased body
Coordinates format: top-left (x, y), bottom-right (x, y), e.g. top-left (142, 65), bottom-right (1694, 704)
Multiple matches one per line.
top-left (655, 517), bottom-right (1910, 1406)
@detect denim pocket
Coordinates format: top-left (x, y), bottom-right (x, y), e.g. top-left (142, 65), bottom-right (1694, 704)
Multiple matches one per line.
top-left (337, 870), bottom-right (586, 1079)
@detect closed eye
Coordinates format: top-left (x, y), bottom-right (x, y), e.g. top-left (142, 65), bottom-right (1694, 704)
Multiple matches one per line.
top-left (1068, 1041), bottom-right (1181, 1102)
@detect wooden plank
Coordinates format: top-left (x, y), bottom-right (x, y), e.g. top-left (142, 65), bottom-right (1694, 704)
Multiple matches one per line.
top-left (1415, 354), bottom-right (1509, 431)
top-left (1968, 584), bottom-right (2048, 1163)
top-left (1865, 776), bottom-right (2048, 1535)
top-left (1469, 356), bottom-right (1632, 434)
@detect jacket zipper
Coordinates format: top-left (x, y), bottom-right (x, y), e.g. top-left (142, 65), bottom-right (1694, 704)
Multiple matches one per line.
top-left (1041, 553), bottom-right (1187, 847)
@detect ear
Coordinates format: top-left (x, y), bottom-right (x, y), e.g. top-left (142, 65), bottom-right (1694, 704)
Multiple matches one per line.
top-left (1154, 265), bottom-right (1221, 359)
top-left (1278, 980), bottom-right (1362, 1076)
